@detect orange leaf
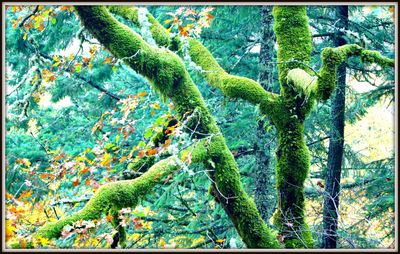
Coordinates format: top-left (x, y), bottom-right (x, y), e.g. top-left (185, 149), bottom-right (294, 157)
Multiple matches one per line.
top-left (17, 190), bottom-right (33, 200)
top-left (146, 149), bottom-right (157, 156)
top-left (38, 23), bottom-right (44, 31)
top-left (82, 57), bottom-right (91, 63)
top-left (40, 173), bottom-right (48, 179)
top-left (138, 91), bottom-right (147, 97)
top-left (85, 178), bottom-right (91, 186)
top-left (138, 150), bottom-right (145, 158)
top-left (72, 177), bottom-right (80, 187)
top-left (135, 222), bottom-right (143, 229)
top-left (105, 215), bottom-right (113, 222)
top-left (80, 167), bottom-right (89, 174)
top-left (48, 174), bottom-right (55, 181)
top-left (6, 192), bottom-right (13, 199)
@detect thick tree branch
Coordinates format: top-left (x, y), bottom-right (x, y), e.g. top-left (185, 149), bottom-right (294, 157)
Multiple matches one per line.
top-left (316, 44), bottom-right (394, 101)
top-left (36, 156), bottom-right (183, 239)
top-left (36, 140), bottom-right (207, 240)
top-left (107, 6), bottom-right (279, 114)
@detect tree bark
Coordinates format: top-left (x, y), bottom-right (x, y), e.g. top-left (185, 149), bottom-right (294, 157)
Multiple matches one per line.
top-left (254, 5), bottom-right (277, 223)
top-left (322, 6), bottom-right (348, 249)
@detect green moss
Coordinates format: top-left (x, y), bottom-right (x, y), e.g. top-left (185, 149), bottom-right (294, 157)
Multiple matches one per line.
top-left (207, 135), bottom-right (281, 248)
top-left (71, 6), bottom-right (287, 248)
top-left (107, 6), bottom-right (140, 26)
top-left (127, 156), bottom-right (155, 173)
top-left (36, 156), bottom-right (182, 239)
top-left (272, 6), bottom-right (312, 90)
top-left (286, 68), bottom-right (317, 97)
top-left (316, 44), bottom-right (393, 101)
top-left (188, 38), bottom-right (277, 110)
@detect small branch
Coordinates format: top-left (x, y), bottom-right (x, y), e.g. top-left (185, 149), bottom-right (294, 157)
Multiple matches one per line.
top-left (19, 6), bottom-right (39, 28)
top-left (312, 32), bottom-right (334, 38)
top-left (307, 136), bottom-right (330, 146)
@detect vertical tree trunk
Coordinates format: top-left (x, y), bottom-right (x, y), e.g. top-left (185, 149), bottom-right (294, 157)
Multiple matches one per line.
top-left (255, 5), bottom-right (277, 223)
top-left (322, 6), bottom-right (348, 249)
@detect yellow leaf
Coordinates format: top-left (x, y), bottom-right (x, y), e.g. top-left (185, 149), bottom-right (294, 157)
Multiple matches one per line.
top-left (31, 74), bottom-right (38, 84)
top-left (159, 237), bottom-right (166, 247)
top-left (5, 220), bottom-right (16, 241)
top-left (23, 33), bottom-right (27, 40)
top-left (100, 153), bottom-right (111, 166)
top-left (164, 19), bottom-right (172, 24)
top-left (216, 239), bottom-right (225, 243)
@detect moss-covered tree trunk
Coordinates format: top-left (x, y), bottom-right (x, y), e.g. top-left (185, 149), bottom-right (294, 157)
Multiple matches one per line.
top-left (269, 6), bottom-right (315, 248)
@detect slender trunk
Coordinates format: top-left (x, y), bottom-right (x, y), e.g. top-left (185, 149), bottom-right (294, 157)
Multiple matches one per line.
top-left (322, 6), bottom-right (348, 249)
top-left (255, 5), bottom-right (277, 223)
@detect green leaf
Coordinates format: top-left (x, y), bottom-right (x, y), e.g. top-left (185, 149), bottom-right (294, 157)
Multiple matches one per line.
top-left (75, 64), bottom-right (81, 73)
top-left (51, 17), bottom-right (57, 25)
top-left (144, 128), bottom-right (153, 139)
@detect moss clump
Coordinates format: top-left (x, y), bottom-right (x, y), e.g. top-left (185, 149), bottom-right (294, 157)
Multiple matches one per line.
top-left (286, 68), bottom-right (317, 97)
top-left (127, 155), bottom-right (155, 173)
top-left (272, 6), bottom-right (312, 90)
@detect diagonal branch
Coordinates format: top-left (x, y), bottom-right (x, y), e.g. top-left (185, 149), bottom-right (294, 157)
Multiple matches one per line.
top-left (107, 5), bottom-right (278, 114)
top-left (36, 141), bottom-right (207, 240)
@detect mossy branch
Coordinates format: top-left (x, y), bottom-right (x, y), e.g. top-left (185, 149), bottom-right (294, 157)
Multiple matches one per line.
top-left (35, 156), bottom-right (183, 239)
top-left (187, 38), bottom-right (278, 112)
top-left (317, 44), bottom-right (394, 101)
top-left (35, 140), bottom-right (208, 240)
top-left (108, 5), bottom-right (278, 113)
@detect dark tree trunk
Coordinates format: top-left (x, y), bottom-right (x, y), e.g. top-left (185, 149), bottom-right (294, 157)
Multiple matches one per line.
top-left (254, 5), bottom-right (277, 223)
top-left (322, 6), bottom-right (348, 249)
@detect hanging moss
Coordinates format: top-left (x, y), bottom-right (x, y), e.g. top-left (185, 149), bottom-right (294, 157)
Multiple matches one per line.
top-left (108, 6), bottom-right (170, 48)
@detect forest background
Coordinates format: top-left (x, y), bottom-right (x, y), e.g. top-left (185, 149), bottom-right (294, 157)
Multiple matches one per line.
top-left (3, 4), bottom-right (396, 249)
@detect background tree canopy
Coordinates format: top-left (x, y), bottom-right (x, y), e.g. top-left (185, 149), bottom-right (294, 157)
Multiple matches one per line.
top-left (3, 4), bottom-right (395, 249)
